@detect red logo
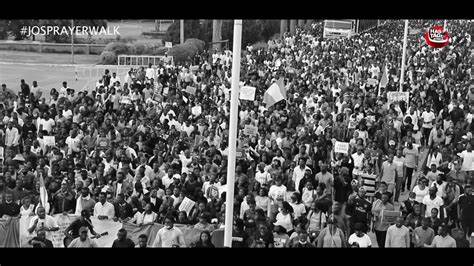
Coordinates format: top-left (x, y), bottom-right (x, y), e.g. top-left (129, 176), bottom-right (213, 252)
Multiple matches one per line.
top-left (424, 25), bottom-right (450, 48)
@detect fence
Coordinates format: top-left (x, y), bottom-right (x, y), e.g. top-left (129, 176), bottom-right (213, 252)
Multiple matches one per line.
top-left (117, 54), bottom-right (174, 67)
top-left (0, 41), bottom-right (106, 55)
top-left (74, 65), bottom-right (131, 90)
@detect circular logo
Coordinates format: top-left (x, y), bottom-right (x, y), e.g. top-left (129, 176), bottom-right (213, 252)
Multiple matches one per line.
top-left (424, 25), bottom-right (450, 48)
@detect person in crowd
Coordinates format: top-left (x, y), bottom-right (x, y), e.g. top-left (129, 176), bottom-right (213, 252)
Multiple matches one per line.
top-left (28, 228), bottom-right (54, 248)
top-left (348, 222), bottom-right (372, 248)
top-left (191, 230), bottom-right (215, 248)
top-left (385, 216), bottom-right (410, 248)
top-left (372, 192), bottom-right (394, 248)
top-left (152, 216), bottom-right (186, 247)
top-left (424, 224), bottom-right (457, 248)
top-left (67, 226), bottom-right (98, 248)
top-left (413, 217), bottom-right (435, 248)
top-left (112, 228), bottom-right (135, 248)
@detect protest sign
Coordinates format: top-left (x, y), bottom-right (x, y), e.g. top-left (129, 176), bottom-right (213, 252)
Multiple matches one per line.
top-left (179, 197), bottom-right (196, 216)
top-left (190, 65), bottom-right (199, 72)
top-left (186, 86), bottom-right (196, 95)
top-left (334, 141), bottom-right (349, 154)
top-left (165, 42), bottom-right (173, 48)
top-left (367, 78), bottom-right (378, 86)
top-left (243, 124), bottom-right (258, 136)
top-left (387, 92), bottom-right (409, 105)
top-left (191, 106), bottom-right (202, 116)
top-left (239, 86), bottom-right (256, 101)
top-left (381, 210), bottom-right (401, 225)
top-left (43, 136), bottom-right (56, 147)
top-left (163, 87), bottom-right (169, 96)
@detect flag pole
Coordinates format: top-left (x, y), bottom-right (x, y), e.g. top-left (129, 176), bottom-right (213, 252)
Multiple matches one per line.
top-left (224, 19), bottom-right (242, 248)
top-left (399, 19), bottom-right (409, 92)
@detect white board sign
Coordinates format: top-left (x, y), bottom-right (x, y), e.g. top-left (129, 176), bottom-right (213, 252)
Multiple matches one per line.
top-left (387, 92), bottom-right (409, 105)
top-left (243, 124), bottom-right (258, 136)
top-left (178, 197), bottom-right (196, 216)
top-left (165, 42), bottom-right (173, 48)
top-left (334, 141), bottom-right (349, 154)
top-left (43, 136), bottom-right (56, 147)
top-left (239, 86), bottom-right (256, 101)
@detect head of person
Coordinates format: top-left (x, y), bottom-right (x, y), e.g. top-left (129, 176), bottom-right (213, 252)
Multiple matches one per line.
top-left (381, 192), bottom-right (390, 204)
top-left (429, 186), bottom-right (437, 197)
top-left (199, 230), bottom-right (212, 245)
top-left (421, 217), bottom-right (431, 229)
top-left (37, 206), bottom-right (46, 219)
top-left (437, 224), bottom-right (448, 237)
top-left (79, 226), bottom-right (88, 241)
top-left (138, 234), bottom-right (147, 248)
top-left (431, 208), bottom-right (439, 218)
top-left (354, 222), bottom-right (365, 237)
top-left (81, 187), bottom-right (90, 198)
top-left (36, 228), bottom-right (47, 240)
top-left (98, 192), bottom-right (106, 204)
top-left (164, 216), bottom-right (174, 230)
top-left (117, 228), bottom-right (127, 241)
top-left (395, 216), bottom-right (404, 228)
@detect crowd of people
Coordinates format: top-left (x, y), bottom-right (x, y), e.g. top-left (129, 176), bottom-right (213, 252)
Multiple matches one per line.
top-left (0, 19), bottom-right (473, 248)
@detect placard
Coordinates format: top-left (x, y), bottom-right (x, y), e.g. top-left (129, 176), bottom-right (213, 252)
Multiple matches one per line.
top-left (190, 65), bottom-right (199, 72)
top-left (163, 87), bottom-right (169, 96)
top-left (381, 210), bottom-right (401, 225)
top-left (367, 78), bottom-right (378, 86)
top-left (191, 106), bottom-right (202, 116)
top-left (387, 92), bottom-right (409, 105)
top-left (186, 86), bottom-right (196, 95)
top-left (239, 86), bottom-right (256, 101)
top-left (43, 136), bottom-right (56, 147)
top-left (165, 42), bottom-right (173, 48)
top-left (178, 197), bottom-right (196, 216)
top-left (334, 141), bottom-right (349, 154)
top-left (243, 124), bottom-right (258, 136)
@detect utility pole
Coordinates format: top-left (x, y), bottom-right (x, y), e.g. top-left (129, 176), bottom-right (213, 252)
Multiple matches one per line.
top-left (400, 19), bottom-right (409, 92)
top-left (71, 19), bottom-right (75, 64)
top-left (223, 19), bottom-right (242, 248)
top-left (180, 20), bottom-right (184, 44)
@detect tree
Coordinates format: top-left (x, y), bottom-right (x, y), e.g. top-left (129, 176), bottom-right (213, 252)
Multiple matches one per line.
top-left (164, 20), bottom-right (202, 44)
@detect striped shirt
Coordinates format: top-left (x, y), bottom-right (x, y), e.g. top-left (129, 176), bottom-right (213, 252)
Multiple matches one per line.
top-left (360, 172), bottom-right (377, 197)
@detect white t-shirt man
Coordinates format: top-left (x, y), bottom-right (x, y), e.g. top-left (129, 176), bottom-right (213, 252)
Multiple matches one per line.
top-left (421, 111), bottom-right (436, 129)
top-left (348, 233), bottom-right (372, 248)
top-left (28, 215), bottom-right (58, 240)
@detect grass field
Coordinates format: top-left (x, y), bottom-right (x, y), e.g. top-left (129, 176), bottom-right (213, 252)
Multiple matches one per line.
top-left (0, 50), bottom-right (99, 65)
top-left (0, 63), bottom-right (92, 94)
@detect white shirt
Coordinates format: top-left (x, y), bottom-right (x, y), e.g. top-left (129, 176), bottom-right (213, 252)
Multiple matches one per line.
top-left (421, 111), bottom-right (435, 128)
top-left (93, 201), bottom-right (115, 219)
top-left (28, 215), bottom-right (58, 240)
top-left (292, 166), bottom-right (310, 192)
top-left (412, 185), bottom-right (429, 203)
top-left (458, 150), bottom-right (474, 171)
top-left (65, 135), bottom-right (81, 153)
top-left (348, 233), bottom-right (372, 247)
top-left (422, 195), bottom-right (444, 218)
top-left (269, 185), bottom-right (287, 202)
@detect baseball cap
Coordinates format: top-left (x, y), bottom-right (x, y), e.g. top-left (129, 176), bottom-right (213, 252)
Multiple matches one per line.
top-left (79, 226), bottom-right (88, 233)
top-left (389, 140), bottom-right (396, 146)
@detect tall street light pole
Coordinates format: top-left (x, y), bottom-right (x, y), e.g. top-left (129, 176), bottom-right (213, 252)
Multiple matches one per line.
top-left (71, 19), bottom-right (75, 64)
top-left (180, 20), bottom-right (184, 44)
top-left (400, 19), bottom-right (408, 92)
top-left (223, 19), bottom-right (242, 248)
